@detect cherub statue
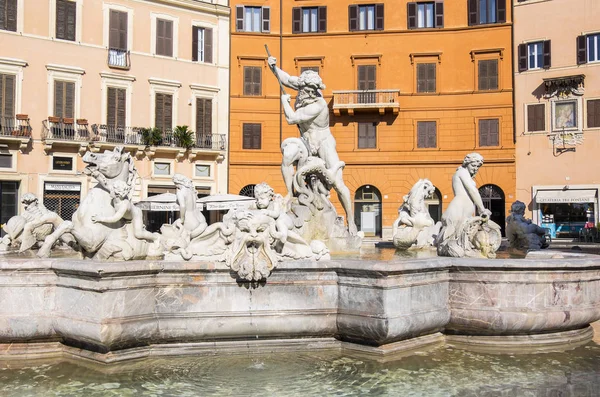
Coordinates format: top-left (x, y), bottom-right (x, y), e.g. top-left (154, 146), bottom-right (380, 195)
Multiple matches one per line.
top-left (91, 180), bottom-right (160, 247)
top-left (506, 200), bottom-right (549, 251)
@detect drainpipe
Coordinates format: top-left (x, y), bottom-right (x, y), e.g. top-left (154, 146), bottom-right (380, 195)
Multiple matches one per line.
top-left (279, 0), bottom-right (283, 146)
top-left (511, 0), bottom-right (517, 146)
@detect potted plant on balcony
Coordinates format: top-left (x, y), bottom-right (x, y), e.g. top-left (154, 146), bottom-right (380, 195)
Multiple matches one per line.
top-left (140, 127), bottom-right (163, 147)
top-left (173, 125), bottom-right (194, 150)
top-left (48, 116), bottom-right (61, 123)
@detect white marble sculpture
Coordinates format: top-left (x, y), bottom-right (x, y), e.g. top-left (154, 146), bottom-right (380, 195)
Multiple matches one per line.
top-left (267, 55), bottom-right (362, 251)
top-left (170, 182), bottom-right (329, 281)
top-left (37, 147), bottom-right (162, 260)
top-left (0, 193), bottom-right (72, 252)
top-left (392, 179), bottom-right (441, 250)
top-left (506, 200), bottom-right (549, 251)
top-left (435, 153), bottom-right (501, 258)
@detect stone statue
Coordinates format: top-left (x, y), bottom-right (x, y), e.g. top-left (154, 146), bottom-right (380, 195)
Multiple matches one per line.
top-left (167, 182), bottom-right (329, 281)
top-left (435, 153), bottom-right (501, 258)
top-left (0, 193), bottom-right (71, 252)
top-left (392, 179), bottom-right (441, 250)
top-left (36, 147), bottom-right (159, 260)
top-left (267, 55), bottom-right (357, 237)
top-left (506, 200), bottom-right (549, 251)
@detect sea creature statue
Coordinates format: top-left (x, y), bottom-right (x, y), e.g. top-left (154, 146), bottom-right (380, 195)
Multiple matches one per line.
top-left (392, 179), bottom-right (441, 250)
top-left (435, 153), bottom-right (502, 258)
top-left (506, 200), bottom-right (549, 251)
top-left (172, 182), bottom-right (329, 281)
top-left (267, 54), bottom-right (362, 251)
top-left (36, 146), bottom-right (159, 260)
top-left (0, 193), bottom-right (72, 252)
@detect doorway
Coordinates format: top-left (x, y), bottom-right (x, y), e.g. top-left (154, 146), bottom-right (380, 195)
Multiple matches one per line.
top-left (479, 184), bottom-right (506, 236)
top-left (354, 185), bottom-right (382, 237)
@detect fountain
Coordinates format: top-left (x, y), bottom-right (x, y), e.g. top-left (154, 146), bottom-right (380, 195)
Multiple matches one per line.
top-left (0, 55), bottom-right (599, 395)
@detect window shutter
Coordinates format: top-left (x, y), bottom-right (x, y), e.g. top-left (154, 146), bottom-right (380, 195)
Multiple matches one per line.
top-left (427, 122), bottom-right (437, 148)
top-left (468, 0), bottom-right (478, 26)
top-left (262, 7), bottom-right (270, 33)
top-left (368, 124), bottom-right (377, 148)
top-left (155, 93), bottom-right (164, 130)
top-left (577, 35), bottom-right (587, 65)
top-left (118, 11), bottom-right (127, 50)
top-left (243, 124), bottom-right (251, 148)
top-left (2, 0), bottom-right (17, 31)
top-left (417, 64), bottom-right (425, 92)
top-left (204, 28), bottom-right (213, 63)
top-left (192, 26), bottom-right (199, 62)
top-left (243, 67), bottom-right (251, 95)
top-left (489, 60), bottom-right (498, 90)
top-left (164, 20), bottom-right (173, 57)
top-left (358, 66), bottom-right (366, 90)
top-left (535, 104), bottom-right (545, 131)
top-left (65, 82), bottom-right (75, 119)
top-left (527, 105), bottom-right (535, 132)
top-left (518, 43), bottom-right (527, 72)
top-left (205, 99), bottom-right (212, 135)
top-left (109, 10), bottom-right (119, 48)
top-left (253, 67), bottom-right (261, 96)
top-left (490, 119), bottom-right (499, 146)
top-left (196, 98), bottom-right (203, 135)
top-left (435, 2), bottom-right (444, 28)
top-left (54, 81), bottom-right (64, 117)
top-left (497, 0), bottom-right (506, 23)
top-left (417, 122), bottom-right (426, 148)
top-left (65, 0), bottom-right (76, 41)
top-left (56, 0), bottom-right (66, 39)
top-left (358, 123), bottom-right (367, 148)
top-left (348, 5), bottom-right (358, 32)
top-left (164, 94), bottom-right (172, 131)
top-left (1, 74), bottom-right (15, 118)
top-left (588, 100), bottom-right (600, 128)
top-left (375, 4), bottom-right (384, 30)
top-left (543, 40), bottom-right (551, 69)
top-left (367, 65), bottom-right (376, 89)
top-left (478, 61), bottom-right (488, 91)
top-left (236, 6), bottom-right (244, 31)
top-left (107, 87), bottom-right (116, 126)
top-left (318, 7), bottom-right (327, 33)
top-left (117, 88), bottom-right (126, 127)
top-left (253, 124), bottom-right (261, 149)
top-left (427, 63), bottom-right (436, 92)
top-left (407, 3), bottom-right (416, 30)
top-left (479, 120), bottom-right (489, 146)
top-left (292, 7), bottom-right (301, 34)
top-left (156, 19), bottom-right (164, 55)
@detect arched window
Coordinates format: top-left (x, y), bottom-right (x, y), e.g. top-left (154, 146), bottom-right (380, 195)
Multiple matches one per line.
top-left (239, 184), bottom-right (256, 198)
top-left (354, 185), bottom-right (382, 237)
top-left (425, 187), bottom-right (442, 223)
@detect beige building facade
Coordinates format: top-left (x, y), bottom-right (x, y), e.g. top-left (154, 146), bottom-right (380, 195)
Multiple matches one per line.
top-left (0, 0), bottom-right (230, 230)
top-left (514, 0), bottom-right (600, 238)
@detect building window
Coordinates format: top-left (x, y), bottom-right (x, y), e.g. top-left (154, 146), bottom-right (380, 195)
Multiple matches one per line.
top-left (108, 10), bottom-right (128, 68)
top-left (587, 33), bottom-right (600, 63)
top-left (357, 65), bottom-right (376, 103)
top-left (156, 18), bottom-right (173, 57)
top-left (292, 7), bottom-right (326, 34)
top-left (52, 156), bottom-right (74, 171)
top-left (527, 104), bottom-right (545, 132)
top-left (243, 66), bottom-right (262, 96)
top-left (195, 164), bottom-right (210, 177)
top-left (479, 118), bottom-right (499, 147)
top-left (0, 181), bottom-right (19, 237)
top-left (192, 27), bottom-right (213, 63)
top-left (239, 184), bottom-right (256, 198)
top-left (478, 59), bottom-right (498, 91)
top-left (517, 41), bottom-right (550, 72)
top-left (56, 0), bottom-right (76, 41)
top-left (0, 153), bottom-right (13, 168)
top-left (300, 66), bottom-right (319, 74)
top-left (468, 0), bottom-right (506, 26)
top-left (407, 2), bottom-right (443, 29)
top-left (417, 63), bottom-right (436, 93)
top-left (358, 122), bottom-right (376, 149)
top-left (153, 162), bottom-right (171, 176)
top-left (54, 80), bottom-right (75, 118)
top-left (417, 121), bottom-right (437, 148)
top-left (242, 123), bottom-right (261, 149)
top-left (0, 0), bottom-right (17, 32)
top-left (236, 6), bottom-right (270, 33)
top-left (196, 98), bottom-right (212, 147)
top-left (154, 93), bottom-right (173, 132)
top-left (348, 4), bottom-right (384, 32)
top-left (0, 73), bottom-right (16, 120)
top-left (107, 87), bottom-right (126, 127)
top-left (588, 99), bottom-right (600, 128)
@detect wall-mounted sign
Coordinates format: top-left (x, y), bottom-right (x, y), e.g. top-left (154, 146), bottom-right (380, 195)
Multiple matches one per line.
top-left (52, 156), bottom-right (74, 171)
top-left (44, 182), bottom-right (81, 192)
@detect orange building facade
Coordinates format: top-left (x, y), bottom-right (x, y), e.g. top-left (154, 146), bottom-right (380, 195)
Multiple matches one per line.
top-left (229, 0), bottom-right (516, 238)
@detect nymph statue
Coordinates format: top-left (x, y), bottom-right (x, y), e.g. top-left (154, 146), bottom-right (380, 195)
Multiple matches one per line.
top-left (435, 153), bottom-right (501, 258)
top-left (267, 54), bottom-right (362, 250)
top-left (392, 179), bottom-right (441, 250)
top-left (506, 200), bottom-right (549, 251)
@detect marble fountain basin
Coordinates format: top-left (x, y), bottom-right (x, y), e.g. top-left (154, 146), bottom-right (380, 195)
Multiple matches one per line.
top-left (0, 251), bottom-right (599, 363)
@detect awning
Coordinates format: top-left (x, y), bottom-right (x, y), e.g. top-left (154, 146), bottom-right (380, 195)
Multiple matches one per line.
top-left (535, 189), bottom-right (597, 204)
top-left (197, 194), bottom-right (255, 211)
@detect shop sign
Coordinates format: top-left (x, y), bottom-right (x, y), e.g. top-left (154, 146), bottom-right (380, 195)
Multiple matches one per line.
top-left (206, 202), bottom-right (251, 211)
top-left (52, 156), bottom-right (74, 171)
top-left (45, 183), bottom-right (81, 192)
top-left (535, 189), bottom-right (597, 204)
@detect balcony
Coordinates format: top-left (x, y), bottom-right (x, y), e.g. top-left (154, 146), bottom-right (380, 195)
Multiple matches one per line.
top-left (42, 117), bottom-right (92, 155)
top-left (107, 48), bottom-right (130, 70)
top-left (332, 89), bottom-right (400, 116)
top-left (0, 115), bottom-right (32, 151)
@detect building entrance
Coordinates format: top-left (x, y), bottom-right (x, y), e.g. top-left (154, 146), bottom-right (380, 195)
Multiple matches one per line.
top-left (479, 184), bottom-right (505, 236)
top-left (354, 185), bottom-right (382, 237)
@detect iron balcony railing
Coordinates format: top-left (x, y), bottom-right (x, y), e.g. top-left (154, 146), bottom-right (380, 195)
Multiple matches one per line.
top-left (42, 118), bottom-right (91, 141)
top-left (0, 115), bottom-right (32, 137)
top-left (107, 48), bottom-right (130, 69)
top-left (196, 133), bottom-right (227, 151)
top-left (92, 124), bottom-right (144, 145)
top-left (332, 89), bottom-right (400, 111)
